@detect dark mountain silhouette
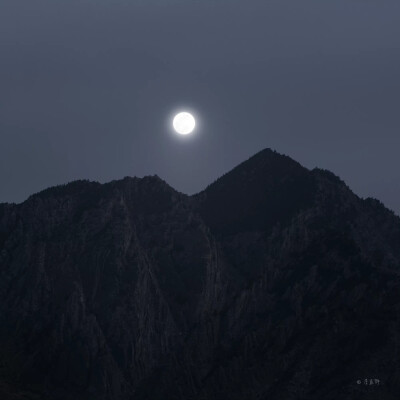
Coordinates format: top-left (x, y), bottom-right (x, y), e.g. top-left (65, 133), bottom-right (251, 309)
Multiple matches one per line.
top-left (0, 149), bottom-right (400, 400)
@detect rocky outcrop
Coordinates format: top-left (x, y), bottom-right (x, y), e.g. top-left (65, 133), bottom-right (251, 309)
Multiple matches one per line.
top-left (0, 149), bottom-right (399, 399)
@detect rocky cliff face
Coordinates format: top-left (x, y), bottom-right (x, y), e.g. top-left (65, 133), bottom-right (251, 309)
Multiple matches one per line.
top-left (0, 149), bottom-right (399, 400)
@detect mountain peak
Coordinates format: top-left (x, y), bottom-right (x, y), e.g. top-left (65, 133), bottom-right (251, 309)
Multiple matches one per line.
top-left (197, 149), bottom-right (316, 235)
top-left (203, 148), bottom-right (305, 192)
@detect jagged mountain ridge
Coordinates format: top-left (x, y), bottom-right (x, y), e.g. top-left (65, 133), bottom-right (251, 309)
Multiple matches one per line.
top-left (0, 148), bottom-right (400, 400)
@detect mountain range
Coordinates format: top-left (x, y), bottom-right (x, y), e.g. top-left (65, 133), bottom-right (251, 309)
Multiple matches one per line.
top-left (0, 148), bottom-right (399, 399)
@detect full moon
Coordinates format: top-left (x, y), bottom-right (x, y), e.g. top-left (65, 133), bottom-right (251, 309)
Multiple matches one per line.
top-left (173, 112), bottom-right (196, 135)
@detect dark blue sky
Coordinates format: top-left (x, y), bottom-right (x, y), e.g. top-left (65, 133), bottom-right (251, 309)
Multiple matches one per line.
top-left (1, 0), bottom-right (399, 213)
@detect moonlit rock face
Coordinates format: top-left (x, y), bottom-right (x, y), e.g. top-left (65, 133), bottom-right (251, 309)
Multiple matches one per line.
top-left (173, 112), bottom-right (196, 135)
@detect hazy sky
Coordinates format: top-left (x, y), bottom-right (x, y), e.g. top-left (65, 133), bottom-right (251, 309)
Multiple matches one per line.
top-left (1, 0), bottom-right (399, 213)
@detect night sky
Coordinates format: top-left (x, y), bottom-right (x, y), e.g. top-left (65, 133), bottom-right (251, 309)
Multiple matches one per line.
top-left (1, 0), bottom-right (399, 213)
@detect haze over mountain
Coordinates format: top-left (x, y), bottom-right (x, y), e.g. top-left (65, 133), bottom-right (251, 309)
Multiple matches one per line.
top-left (1, 0), bottom-right (400, 213)
top-left (0, 149), bottom-right (399, 399)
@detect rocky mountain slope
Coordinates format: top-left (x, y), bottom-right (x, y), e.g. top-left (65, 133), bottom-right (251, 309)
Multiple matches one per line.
top-left (0, 149), bottom-right (399, 400)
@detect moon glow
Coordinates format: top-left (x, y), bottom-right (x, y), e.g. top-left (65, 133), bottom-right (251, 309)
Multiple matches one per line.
top-left (173, 112), bottom-right (196, 135)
